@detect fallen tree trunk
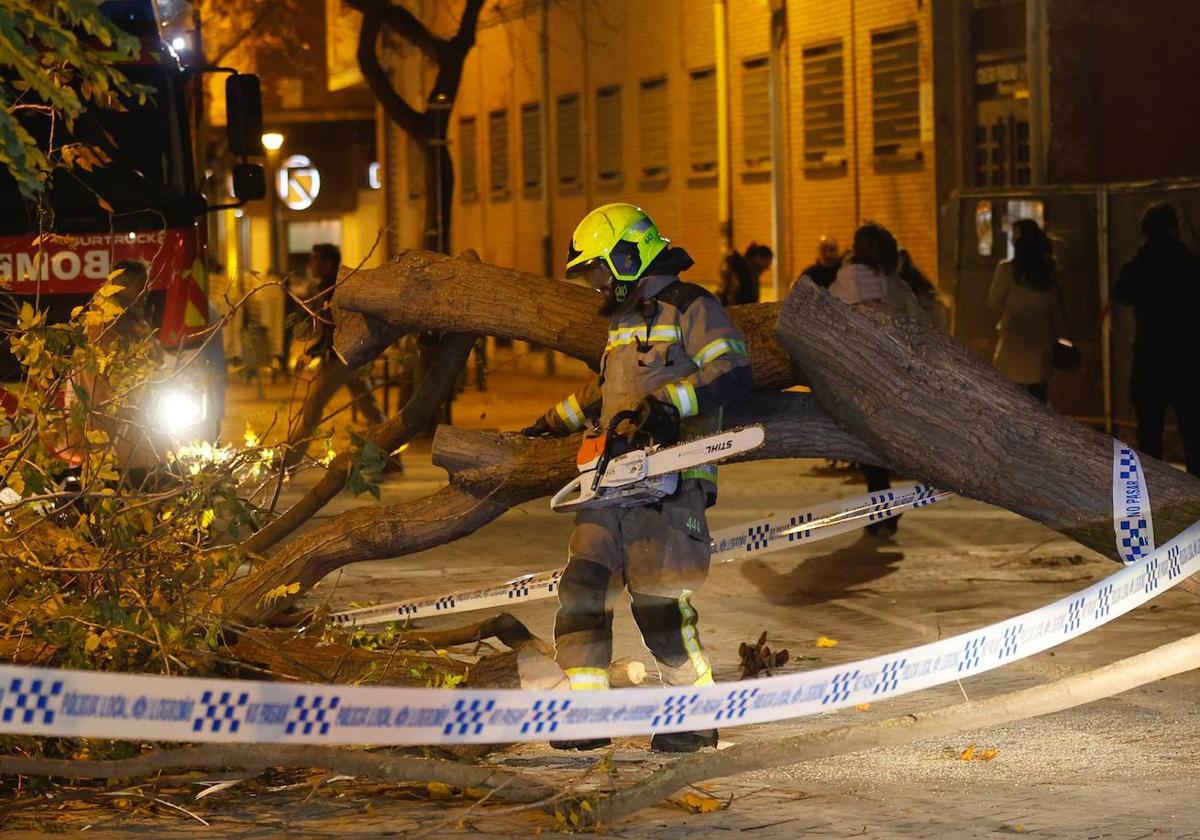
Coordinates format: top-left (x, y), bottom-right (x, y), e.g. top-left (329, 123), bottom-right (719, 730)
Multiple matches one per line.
top-left (222, 392), bottom-right (880, 623)
top-left (776, 280), bottom-right (1200, 563)
top-left (593, 628), bottom-right (1200, 824)
top-left (244, 331), bottom-right (477, 554)
top-left (333, 249), bottom-right (800, 389)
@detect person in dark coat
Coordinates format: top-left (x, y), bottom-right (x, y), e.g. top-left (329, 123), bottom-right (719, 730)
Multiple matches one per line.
top-left (795, 235), bottom-right (841, 290)
top-left (1114, 201), bottom-right (1200, 476)
top-left (717, 243), bottom-right (773, 305)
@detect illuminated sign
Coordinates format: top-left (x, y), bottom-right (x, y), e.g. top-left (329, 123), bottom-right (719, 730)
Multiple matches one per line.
top-left (277, 154), bottom-right (321, 211)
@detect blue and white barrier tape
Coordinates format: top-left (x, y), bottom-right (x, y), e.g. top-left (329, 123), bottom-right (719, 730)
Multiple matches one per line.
top-left (0, 446), bottom-right (1192, 746)
top-left (328, 483), bottom-right (950, 627)
top-left (1113, 440), bottom-right (1156, 564)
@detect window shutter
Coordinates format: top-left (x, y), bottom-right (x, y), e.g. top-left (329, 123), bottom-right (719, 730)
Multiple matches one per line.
top-left (595, 85), bottom-right (622, 181)
top-left (802, 41), bottom-right (846, 163)
top-left (871, 24), bottom-right (920, 157)
top-left (741, 56), bottom-right (771, 168)
top-left (488, 108), bottom-right (509, 195)
top-left (557, 93), bottom-right (581, 186)
top-left (521, 102), bottom-right (541, 189)
top-left (688, 67), bottom-right (717, 174)
top-left (638, 77), bottom-right (669, 178)
top-left (458, 116), bottom-right (478, 198)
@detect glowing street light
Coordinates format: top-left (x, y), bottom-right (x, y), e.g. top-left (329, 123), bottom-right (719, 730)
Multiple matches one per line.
top-left (171, 35), bottom-right (187, 51)
top-left (261, 132), bottom-right (285, 152)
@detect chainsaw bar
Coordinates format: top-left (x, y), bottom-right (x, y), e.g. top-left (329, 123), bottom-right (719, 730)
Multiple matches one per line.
top-left (639, 424), bottom-right (767, 478)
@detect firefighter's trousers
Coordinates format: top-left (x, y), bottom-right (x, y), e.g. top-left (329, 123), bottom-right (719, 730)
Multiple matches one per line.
top-left (554, 482), bottom-right (713, 691)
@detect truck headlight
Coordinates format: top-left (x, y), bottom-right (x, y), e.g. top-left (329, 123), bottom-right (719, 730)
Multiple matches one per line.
top-left (153, 386), bottom-right (207, 435)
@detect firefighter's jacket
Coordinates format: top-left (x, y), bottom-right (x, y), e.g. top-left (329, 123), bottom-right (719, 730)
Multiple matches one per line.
top-left (540, 261), bottom-right (752, 501)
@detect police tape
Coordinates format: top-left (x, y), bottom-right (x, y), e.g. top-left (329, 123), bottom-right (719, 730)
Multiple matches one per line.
top-left (327, 483), bottom-right (950, 627)
top-left (1113, 441), bottom-right (1156, 564)
top-left (0, 447), bottom-right (1189, 746)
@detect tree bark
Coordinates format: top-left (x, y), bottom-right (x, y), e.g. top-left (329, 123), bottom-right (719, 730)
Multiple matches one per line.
top-left (348, 0), bottom-right (486, 254)
top-left (244, 331), bottom-right (476, 554)
top-left (332, 249), bottom-right (799, 390)
top-left (223, 392), bottom-right (876, 623)
top-left (0, 744), bottom-right (553, 804)
top-left (776, 280), bottom-right (1200, 563)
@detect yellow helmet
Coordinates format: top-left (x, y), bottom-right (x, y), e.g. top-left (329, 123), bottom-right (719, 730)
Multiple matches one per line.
top-left (565, 203), bottom-right (669, 300)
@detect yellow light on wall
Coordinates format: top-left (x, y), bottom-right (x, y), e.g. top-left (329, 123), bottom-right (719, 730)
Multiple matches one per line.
top-left (261, 132), bottom-right (285, 152)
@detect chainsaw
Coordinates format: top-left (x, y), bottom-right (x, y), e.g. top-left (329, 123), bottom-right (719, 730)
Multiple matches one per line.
top-left (550, 409), bottom-right (765, 513)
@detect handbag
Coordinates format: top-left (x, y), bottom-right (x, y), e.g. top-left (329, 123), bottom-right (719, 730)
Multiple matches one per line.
top-left (1053, 338), bottom-right (1081, 371)
top-left (1051, 280), bottom-right (1081, 371)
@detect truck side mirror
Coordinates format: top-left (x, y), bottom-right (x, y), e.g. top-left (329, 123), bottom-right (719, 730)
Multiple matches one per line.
top-left (232, 163), bottom-right (265, 201)
top-left (226, 74), bottom-right (263, 158)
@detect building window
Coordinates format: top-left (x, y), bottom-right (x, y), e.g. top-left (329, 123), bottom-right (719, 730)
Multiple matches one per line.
top-left (802, 40), bottom-right (845, 165)
top-left (488, 108), bottom-right (509, 196)
top-left (406, 135), bottom-right (423, 199)
top-left (521, 102), bottom-right (542, 189)
top-left (638, 77), bottom-right (669, 179)
top-left (458, 116), bottom-right (478, 198)
top-left (688, 67), bottom-right (717, 174)
top-left (870, 23), bottom-right (920, 157)
top-left (595, 84), bottom-right (622, 182)
top-left (741, 56), bottom-right (771, 168)
top-left (556, 93), bottom-right (581, 186)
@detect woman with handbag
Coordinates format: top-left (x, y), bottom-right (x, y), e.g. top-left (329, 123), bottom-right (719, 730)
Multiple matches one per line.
top-left (988, 219), bottom-right (1074, 403)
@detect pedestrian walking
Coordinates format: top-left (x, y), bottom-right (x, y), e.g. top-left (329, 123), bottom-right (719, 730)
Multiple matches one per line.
top-left (1114, 201), bottom-right (1200, 476)
top-left (717, 242), bottom-right (773, 305)
top-left (795, 235), bottom-right (842, 290)
top-left (987, 219), bottom-right (1069, 404)
top-left (286, 244), bottom-right (389, 469)
top-left (522, 203), bottom-right (751, 752)
top-left (829, 222), bottom-right (929, 538)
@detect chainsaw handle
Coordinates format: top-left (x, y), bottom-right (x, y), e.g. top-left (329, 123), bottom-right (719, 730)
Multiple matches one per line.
top-left (550, 474), bottom-right (584, 512)
top-left (606, 409), bottom-right (642, 436)
top-left (594, 408), bottom-right (642, 491)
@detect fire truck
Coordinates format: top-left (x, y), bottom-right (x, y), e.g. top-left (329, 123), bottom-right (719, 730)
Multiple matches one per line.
top-left (0, 0), bottom-right (264, 447)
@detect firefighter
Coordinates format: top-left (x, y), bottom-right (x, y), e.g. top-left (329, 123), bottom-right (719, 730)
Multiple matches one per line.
top-left (522, 203), bottom-right (751, 752)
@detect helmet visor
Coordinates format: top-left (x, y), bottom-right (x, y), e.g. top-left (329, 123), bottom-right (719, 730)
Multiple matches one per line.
top-left (565, 256), bottom-right (604, 280)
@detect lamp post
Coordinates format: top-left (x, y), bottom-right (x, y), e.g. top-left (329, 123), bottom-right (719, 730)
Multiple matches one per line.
top-left (426, 93), bottom-right (454, 426)
top-left (262, 132), bottom-right (285, 275)
top-left (428, 92), bottom-right (452, 254)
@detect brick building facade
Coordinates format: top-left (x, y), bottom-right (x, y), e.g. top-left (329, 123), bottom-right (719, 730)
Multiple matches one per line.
top-left (377, 0), bottom-right (940, 299)
top-left (370, 0), bottom-right (1200, 302)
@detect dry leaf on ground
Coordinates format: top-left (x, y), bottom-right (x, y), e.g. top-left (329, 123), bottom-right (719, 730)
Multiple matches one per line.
top-left (815, 636), bottom-right (838, 648)
top-left (680, 791), bottom-right (729, 814)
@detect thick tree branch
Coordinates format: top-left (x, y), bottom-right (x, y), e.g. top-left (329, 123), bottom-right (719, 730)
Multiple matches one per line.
top-left (223, 392), bottom-right (876, 623)
top-left (333, 249), bottom-right (799, 390)
top-left (594, 629), bottom-right (1200, 823)
top-left (346, 0), bottom-right (443, 63)
top-left (776, 280), bottom-right (1200, 563)
top-left (0, 743), bottom-right (553, 803)
top-left (355, 8), bottom-right (430, 142)
top-left (245, 331), bottom-right (476, 554)
top-left (430, 0), bottom-right (486, 101)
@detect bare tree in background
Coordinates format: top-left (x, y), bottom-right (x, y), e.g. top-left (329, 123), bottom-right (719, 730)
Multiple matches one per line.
top-left (347, 0), bottom-right (486, 254)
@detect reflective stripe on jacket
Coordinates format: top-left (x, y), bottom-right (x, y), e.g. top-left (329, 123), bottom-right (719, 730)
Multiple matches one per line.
top-left (542, 272), bottom-right (752, 500)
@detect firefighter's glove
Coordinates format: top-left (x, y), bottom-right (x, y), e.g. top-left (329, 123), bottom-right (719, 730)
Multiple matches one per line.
top-left (632, 396), bottom-right (680, 445)
top-left (520, 416), bottom-right (557, 438)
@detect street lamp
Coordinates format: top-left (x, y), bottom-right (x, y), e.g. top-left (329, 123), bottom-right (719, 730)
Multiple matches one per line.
top-left (260, 133), bottom-right (285, 274)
